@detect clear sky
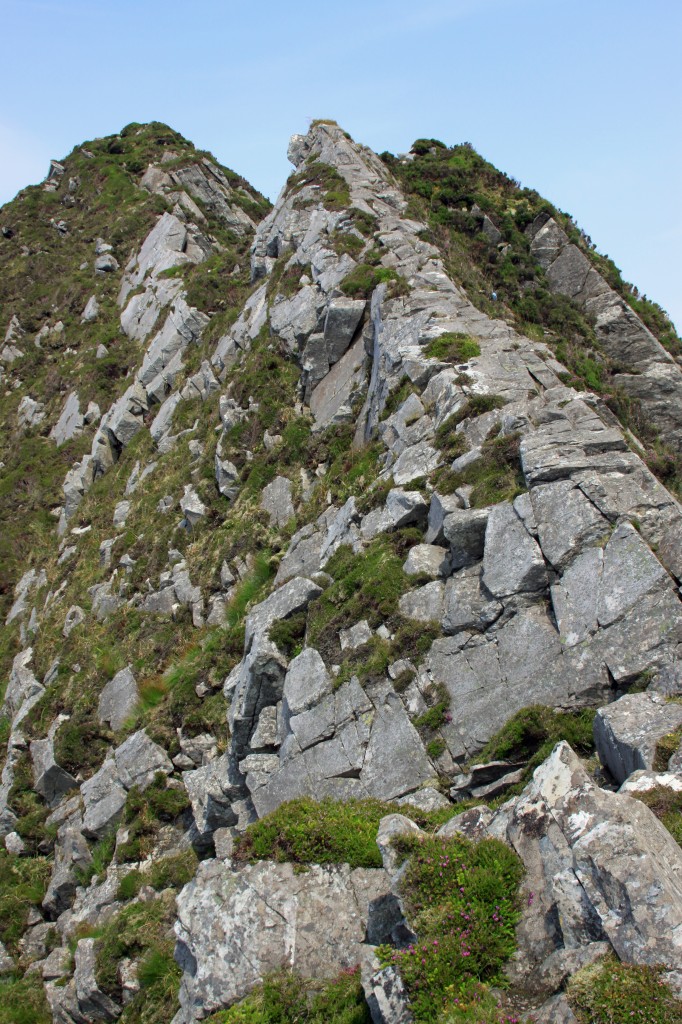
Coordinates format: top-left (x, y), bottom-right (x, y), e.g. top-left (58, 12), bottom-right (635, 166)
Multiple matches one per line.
top-left (1, 0), bottom-right (680, 328)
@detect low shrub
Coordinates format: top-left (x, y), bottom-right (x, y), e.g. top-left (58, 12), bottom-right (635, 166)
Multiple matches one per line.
top-left (340, 264), bottom-right (408, 300)
top-left (233, 797), bottom-right (455, 868)
top-left (378, 832), bottom-right (523, 1022)
top-left (424, 333), bottom-right (481, 363)
top-left (567, 955), bottom-right (682, 1024)
top-left (203, 967), bottom-right (371, 1024)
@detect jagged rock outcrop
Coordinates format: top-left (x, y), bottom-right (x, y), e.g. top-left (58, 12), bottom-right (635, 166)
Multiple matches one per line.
top-left (1, 119), bottom-right (681, 1023)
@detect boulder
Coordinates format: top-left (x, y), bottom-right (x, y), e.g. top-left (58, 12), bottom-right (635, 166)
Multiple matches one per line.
top-left (323, 296), bottom-right (365, 364)
top-left (74, 937), bottom-right (122, 1021)
top-left (30, 725), bottom-right (78, 806)
top-left (482, 501), bottom-right (547, 598)
top-left (399, 581), bottom-right (445, 622)
top-left (97, 667), bottom-right (139, 732)
top-left (63, 605), bottom-right (86, 638)
top-left (260, 475), bottom-right (295, 528)
top-left (282, 647), bottom-right (333, 716)
top-left (175, 859), bottom-right (389, 1020)
top-left (364, 965), bottom-right (413, 1024)
top-left (594, 692), bottom-right (682, 784)
top-left (50, 392), bottom-right (83, 446)
top-left (403, 543), bottom-right (451, 578)
top-left (443, 507), bottom-right (489, 568)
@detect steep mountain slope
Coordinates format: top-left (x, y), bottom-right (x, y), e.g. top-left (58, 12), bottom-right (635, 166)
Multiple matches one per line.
top-left (1, 120), bottom-right (681, 1024)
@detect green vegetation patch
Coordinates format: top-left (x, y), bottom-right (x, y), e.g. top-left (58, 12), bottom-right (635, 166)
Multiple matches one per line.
top-left (306, 536), bottom-right (413, 664)
top-left (630, 786), bottom-right (682, 848)
top-left (471, 705), bottom-right (596, 795)
top-left (0, 972), bottom-right (51, 1024)
top-left (233, 797), bottom-right (456, 869)
top-left (340, 263), bottom-right (409, 300)
top-left (378, 832), bottom-right (523, 1022)
top-left (93, 892), bottom-right (180, 1022)
top-left (117, 849), bottom-right (198, 901)
top-left (0, 851), bottom-right (51, 955)
top-left (116, 773), bottom-right (190, 863)
top-left (567, 955), bottom-right (682, 1024)
top-left (424, 333), bottom-right (481, 363)
top-left (203, 967), bottom-right (370, 1024)
top-left (435, 431), bottom-right (524, 507)
top-left (290, 161), bottom-right (351, 212)
top-left (653, 729), bottom-right (682, 771)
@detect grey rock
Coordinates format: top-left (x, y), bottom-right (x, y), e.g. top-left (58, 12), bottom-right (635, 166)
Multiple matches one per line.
top-left (113, 500), bottom-right (131, 528)
top-left (94, 253), bottom-right (119, 273)
top-left (261, 475), bottom-right (295, 528)
top-left (175, 859), bottom-right (390, 1019)
top-left (180, 485), bottom-right (206, 526)
top-left (43, 819), bottom-right (92, 917)
top-left (482, 501), bottom-right (547, 598)
top-left (215, 450), bottom-right (240, 501)
top-left (74, 937), bottom-right (122, 1021)
top-left (0, 942), bottom-right (14, 976)
top-left (250, 706), bottom-right (279, 750)
top-left (550, 547), bottom-right (602, 647)
top-left (403, 544), bottom-right (451, 578)
top-left (81, 760), bottom-right (127, 839)
top-left (425, 492), bottom-right (464, 544)
top-left (183, 753), bottom-right (240, 841)
top-left (4, 831), bottom-right (25, 855)
top-left (50, 392), bottom-right (83, 445)
top-left (391, 441), bottom-right (441, 486)
top-left (533, 994), bottom-right (580, 1024)
top-left (531, 479), bottom-right (609, 570)
top-left (594, 692), bottom-right (682, 784)
top-left (339, 620), bottom-right (373, 651)
top-left (30, 726), bottom-right (78, 806)
top-left (443, 507), bottom-right (489, 568)
top-left (376, 814), bottom-right (424, 877)
top-left (437, 805), bottom-right (495, 841)
top-left (396, 787), bottom-right (450, 812)
top-left (365, 966), bottom-right (413, 1024)
top-left (597, 521), bottom-right (669, 628)
top-left (98, 667), bottom-right (139, 732)
top-left (81, 295), bottom-right (99, 322)
top-left (282, 648), bottom-right (333, 716)
top-left (497, 741), bottom-right (682, 974)
top-left (399, 581), bottom-right (445, 622)
top-left (361, 691), bottom-right (433, 800)
top-left (442, 565), bottom-right (502, 634)
top-left (324, 297), bottom-right (365, 364)
top-left (114, 730), bottom-right (173, 790)
top-left (17, 395), bottom-right (45, 428)
top-left (63, 605), bottom-right (85, 638)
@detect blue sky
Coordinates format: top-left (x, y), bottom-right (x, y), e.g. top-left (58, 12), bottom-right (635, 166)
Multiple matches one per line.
top-left (1, 0), bottom-right (680, 328)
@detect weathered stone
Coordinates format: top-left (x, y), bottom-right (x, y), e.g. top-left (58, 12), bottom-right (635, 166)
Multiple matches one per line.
top-left (391, 441), bottom-right (441, 486)
top-left (442, 565), bottom-right (502, 634)
top-left (376, 814), bottom-right (424, 877)
top-left (364, 965), bottom-right (414, 1024)
top-left (30, 725), bottom-right (78, 806)
top-left (597, 521), bottom-right (669, 628)
top-left (339, 620), bottom-right (373, 651)
top-left (443, 508), bottom-right (489, 568)
top-left (74, 937), bottom-right (122, 1021)
top-left (550, 547), bottom-right (602, 648)
top-left (323, 296), bottom-right (365, 364)
top-left (482, 501), bottom-right (547, 598)
top-left (403, 544), bottom-right (451, 578)
top-left (260, 475), bottom-right (294, 528)
top-left (63, 605), bottom-right (85, 638)
top-left (43, 818), bottom-right (92, 917)
top-left (175, 859), bottom-right (389, 1019)
top-left (594, 692), bottom-right (682, 784)
top-left (531, 480), bottom-right (609, 570)
top-left (496, 741), bottom-right (682, 974)
top-left (81, 760), bottom-right (127, 839)
top-left (81, 295), bottom-right (99, 322)
top-left (50, 392), bottom-right (83, 445)
top-left (114, 730), bottom-right (173, 790)
top-left (425, 492), bottom-right (464, 544)
top-left (282, 647), bottom-right (333, 716)
top-left (183, 752), bottom-right (240, 841)
top-left (98, 666), bottom-right (139, 732)
top-left (396, 787), bottom-right (451, 813)
top-left (17, 395), bottom-right (45, 428)
top-left (180, 485), bottom-right (206, 526)
top-left (399, 581), bottom-right (445, 622)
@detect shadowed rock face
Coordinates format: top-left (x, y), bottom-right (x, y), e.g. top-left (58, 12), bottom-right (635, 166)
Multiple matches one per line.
top-left (1, 120), bottom-right (681, 1023)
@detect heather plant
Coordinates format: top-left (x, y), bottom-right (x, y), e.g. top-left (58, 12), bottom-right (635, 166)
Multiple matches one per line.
top-left (378, 833), bottom-right (523, 1022)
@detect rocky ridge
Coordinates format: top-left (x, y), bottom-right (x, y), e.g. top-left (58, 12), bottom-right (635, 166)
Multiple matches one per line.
top-left (0, 120), bottom-right (681, 1024)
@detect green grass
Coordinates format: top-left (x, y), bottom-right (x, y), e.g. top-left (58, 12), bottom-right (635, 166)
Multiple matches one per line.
top-left (75, 832), bottom-right (116, 886)
top-left (340, 263), bottom-right (409, 299)
top-left (435, 431), bottom-right (524, 506)
top-left (116, 773), bottom-right (190, 863)
top-left (0, 852), bottom-right (51, 955)
top-left (203, 968), bottom-right (371, 1024)
top-left (424, 334), bottom-right (481, 363)
top-left (306, 536), bottom-right (414, 663)
top-left (233, 797), bottom-right (456, 869)
top-left (470, 705), bottom-right (596, 795)
top-left (378, 832), bottom-right (523, 1022)
top-left (630, 786), bottom-right (682, 847)
top-left (567, 956), bottom-right (682, 1024)
top-left (0, 973), bottom-right (51, 1024)
top-left (653, 729), bottom-right (682, 771)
